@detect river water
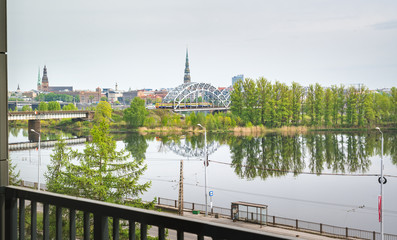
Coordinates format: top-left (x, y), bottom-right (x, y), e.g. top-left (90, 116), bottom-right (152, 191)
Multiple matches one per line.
top-left (9, 128), bottom-right (397, 235)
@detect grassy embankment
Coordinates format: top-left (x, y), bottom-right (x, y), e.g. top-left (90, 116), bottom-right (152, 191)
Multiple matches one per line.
top-left (10, 109), bottom-right (396, 136)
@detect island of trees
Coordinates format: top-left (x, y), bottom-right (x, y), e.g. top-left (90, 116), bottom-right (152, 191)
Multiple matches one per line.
top-left (231, 79), bottom-right (397, 129)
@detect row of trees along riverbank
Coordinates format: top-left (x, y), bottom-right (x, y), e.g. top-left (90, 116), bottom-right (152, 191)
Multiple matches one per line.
top-left (9, 101), bottom-right (79, 112)
top-left (14, 79), bottom-right (397, 133)
top-left (231, 78), bottom-right (397, 128)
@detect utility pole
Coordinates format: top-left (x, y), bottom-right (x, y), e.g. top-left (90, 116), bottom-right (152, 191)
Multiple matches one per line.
top-left (376, 127), bottom-right (385, 240)
top-left (178, 160), bottom-right (184, 216)
top-left (197, 124), bottom-right (208, 216)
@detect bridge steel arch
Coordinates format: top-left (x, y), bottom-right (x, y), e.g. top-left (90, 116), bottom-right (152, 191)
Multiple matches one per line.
top-left (163, 82), bottom-right (232, 110)
top-left (165, 141), bottom-right (219, 158)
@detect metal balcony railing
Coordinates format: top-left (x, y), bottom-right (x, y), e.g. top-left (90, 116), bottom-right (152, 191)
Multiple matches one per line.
top-left (1, 186), bottom-right (292, 240)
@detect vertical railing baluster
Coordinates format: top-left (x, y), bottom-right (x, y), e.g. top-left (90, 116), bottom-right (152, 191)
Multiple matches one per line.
top-left (84, 212), bottom-right (90, 240)
top-left (104, 216), bottom-right (109, 239)
top-left (1, 193), bottom-right (4, 240)
top-left (113, 217), bottom-right (119, 240)
top-left (177, 230), bottom-right (184, 240)
top-left (129, 220), bottom-right (136, 240)
top-left (31, 201), bottom-right (37, 240)
top-left (94, 214), bottom-right (108, 240)
top-left (140, 223), bottom-right (147, 240)
top-left (56, 206), bottom-right (62, 240)
top-left (43, 203), bottom-right (49, 240)
top-left (158, 226), bottom-right (165, 240)
top-left (19, 198), bottom-right (25, 240)
top-left (5, 195), bottom-right (17, 240)
top-left (69, 209), bottom-right (76, 240)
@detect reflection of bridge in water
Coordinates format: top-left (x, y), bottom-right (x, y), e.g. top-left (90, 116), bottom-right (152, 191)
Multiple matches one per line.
top-left (8, 137), bottom-right (89, 151)
top-left (162, 82), bottom-right (232, 112)
top-left (164, 141), bottom-right (219, 158)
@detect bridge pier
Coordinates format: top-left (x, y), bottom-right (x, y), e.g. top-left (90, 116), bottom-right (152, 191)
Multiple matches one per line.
top-left (28, 120), bottom-right (41, 142)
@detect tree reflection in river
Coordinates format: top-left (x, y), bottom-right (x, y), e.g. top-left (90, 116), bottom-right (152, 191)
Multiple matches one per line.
top-left (384, 133), bottom-right (397, 165)
top-left (229, 134), bottom-right (305, 179)
top-left (124, 133), bottom-right (149, 160)
top-left (123, 131), bottom-right (397, 180)
top-left (228, 132), bottom-right (397, 180)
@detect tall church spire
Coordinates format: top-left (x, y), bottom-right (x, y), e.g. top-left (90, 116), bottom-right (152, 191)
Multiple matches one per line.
top-left (37, 67), bottom-right (42, 91)
top-left (42, 65), bottom-right (48, 82)
top-left (184, 48), bottom-right (191, 83)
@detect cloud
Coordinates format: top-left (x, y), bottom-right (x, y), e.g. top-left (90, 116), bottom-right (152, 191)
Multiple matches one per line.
top-left (373, 20), bottom-right (397, 30)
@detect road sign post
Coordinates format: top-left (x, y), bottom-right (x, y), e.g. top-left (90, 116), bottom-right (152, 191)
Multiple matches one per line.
top-left (209, 191), bottom-right (213, 215)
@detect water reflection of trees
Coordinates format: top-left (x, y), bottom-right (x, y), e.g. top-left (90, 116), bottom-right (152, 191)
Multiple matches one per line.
top-left (304, 134), bottom-right (372, 175)
top-left (229, 135), bottom-right (305, 180)
top-left (122, 132), bottom-right (397, 180)
top-left (9, 127), bottom-right (77, 141)
top-left (383, 133), bottom-right (397, 165)
top-left (123, 133), bottom-right (149, 160)
top-left (229, 132), bottom-right (397, 180)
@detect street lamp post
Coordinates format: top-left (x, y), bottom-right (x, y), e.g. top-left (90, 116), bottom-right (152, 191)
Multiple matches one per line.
top-left (30, 129), bottom-right (41, 191)
top-left (197, 124), bottom-right (208, 216)
top-left (376, 127), bottom-right (384, 240)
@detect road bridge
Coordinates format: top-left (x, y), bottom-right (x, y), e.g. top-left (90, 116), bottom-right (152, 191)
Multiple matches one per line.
top-left (8, 111), bottom-right (94, 141)
top-left (8, 101), bottom-right (73, 111)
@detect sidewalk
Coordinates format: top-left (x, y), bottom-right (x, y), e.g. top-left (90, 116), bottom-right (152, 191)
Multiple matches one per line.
top-left (155, 204), bottom-right (341, 239)
top-left (178, 211), bottom-right (340, 240)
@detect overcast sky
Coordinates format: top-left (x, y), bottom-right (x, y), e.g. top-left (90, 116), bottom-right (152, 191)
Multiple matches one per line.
top-left (7, 0), bottom-right (397, 92)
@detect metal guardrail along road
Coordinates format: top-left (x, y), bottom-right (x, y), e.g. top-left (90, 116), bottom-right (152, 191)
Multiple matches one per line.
top-left (158, 197), bottom-right (397, 240)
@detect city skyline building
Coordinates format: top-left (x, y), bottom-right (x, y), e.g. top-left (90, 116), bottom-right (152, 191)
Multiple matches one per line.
top-left (36, 65), bottom-right (73, 93)
top-left (232, 74), bottom-right (244, 86)
top-left (184, 49), bottom-right (191, 84)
